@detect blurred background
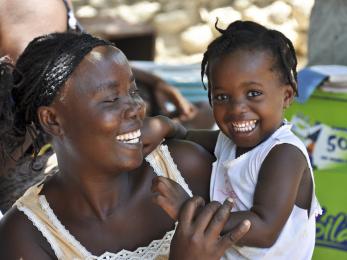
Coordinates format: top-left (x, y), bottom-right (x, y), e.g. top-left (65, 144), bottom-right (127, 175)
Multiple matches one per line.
top-left (72, 0), bottom-right (313, 68)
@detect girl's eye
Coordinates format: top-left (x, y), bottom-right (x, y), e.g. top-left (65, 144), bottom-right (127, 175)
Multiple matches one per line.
top-left (213, 94), bottom-right (230, 102)
top-left (247, 90), bottom-right (262, 98)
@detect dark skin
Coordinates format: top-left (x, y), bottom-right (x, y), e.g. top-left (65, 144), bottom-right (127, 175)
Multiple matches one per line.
top-left (0, 45), bottom-right (249, 259)
top-left (151, 49), bottom-right (313, 247)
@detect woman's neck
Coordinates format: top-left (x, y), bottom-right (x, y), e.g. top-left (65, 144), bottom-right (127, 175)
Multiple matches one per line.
top-left (49, 162), bottom-right (140, 221)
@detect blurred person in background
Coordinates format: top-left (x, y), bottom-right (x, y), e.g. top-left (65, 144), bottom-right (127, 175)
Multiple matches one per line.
top-left (308, 0), bottom-right (347, 66)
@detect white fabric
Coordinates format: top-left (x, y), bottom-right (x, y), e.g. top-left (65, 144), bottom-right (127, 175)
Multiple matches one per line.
top-left (210, 124), bottom-right (322, 260)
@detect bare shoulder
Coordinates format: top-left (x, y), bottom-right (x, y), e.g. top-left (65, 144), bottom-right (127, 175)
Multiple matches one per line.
top-left (264, 143), bottom-right (308, 171)
top-left (0, 207), bottom-right (55, 259)
top-left (164, 139), bottom-right (215, 200)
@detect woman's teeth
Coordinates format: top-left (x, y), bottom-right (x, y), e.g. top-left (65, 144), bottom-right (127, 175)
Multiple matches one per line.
top-left (232, 120), bottom-right (257, 133)
top-left (116, 129), bottom-right (141, 143)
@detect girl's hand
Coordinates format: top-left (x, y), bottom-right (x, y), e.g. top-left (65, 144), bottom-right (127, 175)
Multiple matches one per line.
top-left (151, 176), bottom-right (189, 220)
top-left (169, 196), bottom-right (251, 260)
top-left (142, 116), bottom-right (187, 156)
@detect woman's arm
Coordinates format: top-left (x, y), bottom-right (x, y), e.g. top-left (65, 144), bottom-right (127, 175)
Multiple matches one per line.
top-left (0, 207), bottom-right (55, 259)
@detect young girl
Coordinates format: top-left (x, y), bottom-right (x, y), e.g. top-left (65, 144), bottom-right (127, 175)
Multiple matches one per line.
top-left (151, 20), bottom-right (322, 259)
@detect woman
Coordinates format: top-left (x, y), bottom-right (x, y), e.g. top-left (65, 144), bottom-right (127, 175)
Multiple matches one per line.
top-left (0, 32), bottom-right (249, 259)
top-left (0, 0), bottom-right (196, 213)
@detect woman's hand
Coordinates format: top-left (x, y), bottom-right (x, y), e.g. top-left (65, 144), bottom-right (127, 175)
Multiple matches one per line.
top-left (151, 176), bottom-right (190, 220)
top-left (169, 197), bottom-right (251, 260)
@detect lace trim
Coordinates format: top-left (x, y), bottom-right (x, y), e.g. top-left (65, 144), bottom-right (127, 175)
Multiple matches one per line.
top-left (160, 145), bottom-right (193, 197)
top-left (145, 144), bottom-right (193, 197)
top-left (86, 230), bottom-right (173, 260)
top-left (17, 204), bottom-right (63, 259)
top-left (38, 195), bottom-right (92, 258)
top-left (38, 190), bottom-right (174, 259)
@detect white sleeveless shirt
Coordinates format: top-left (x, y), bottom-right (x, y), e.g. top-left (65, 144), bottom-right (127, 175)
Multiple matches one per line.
top-left (210, 124), bottom-right (322, 260)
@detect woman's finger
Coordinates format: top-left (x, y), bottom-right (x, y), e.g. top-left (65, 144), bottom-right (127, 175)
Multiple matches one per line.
top-left (178, 196), bottom-right (205, 230)
top-left (205, 198), bottom-right (233, 239)
top-left (192, 201), bottom-right (222, 234)
top-left (218, 219), bottom-right (251, 252)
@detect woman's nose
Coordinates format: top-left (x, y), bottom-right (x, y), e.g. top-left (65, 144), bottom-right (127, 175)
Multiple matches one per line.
top-left (125, 96), bottom-right (146, 119)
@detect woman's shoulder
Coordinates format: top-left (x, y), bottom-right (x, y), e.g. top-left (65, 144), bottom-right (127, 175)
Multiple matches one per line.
top-left (0, 206), bottom-right (54, 259)
top-left (163, 139), bottom-right (214, 200)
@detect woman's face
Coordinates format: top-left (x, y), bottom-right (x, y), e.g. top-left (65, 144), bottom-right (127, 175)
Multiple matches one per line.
top-left (52, 46), bottom-right (146, 173)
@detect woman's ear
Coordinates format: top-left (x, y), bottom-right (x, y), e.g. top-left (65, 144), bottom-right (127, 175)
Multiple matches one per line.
top-left (37, 106), bottom-right (63, 137)
top-left (283, 85), bottom-right (295, 109)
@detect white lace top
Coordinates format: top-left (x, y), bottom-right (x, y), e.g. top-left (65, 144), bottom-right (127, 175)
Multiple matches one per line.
top-left (15, 144), bottom-right (192, 260)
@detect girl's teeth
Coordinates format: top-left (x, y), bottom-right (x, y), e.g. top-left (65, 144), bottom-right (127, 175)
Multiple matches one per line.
top-left (232, 120), bottom-right (257, 133)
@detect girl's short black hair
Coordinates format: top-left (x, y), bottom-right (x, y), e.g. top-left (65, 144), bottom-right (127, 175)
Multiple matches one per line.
top-left (201, 20), bottom-right (298, 104)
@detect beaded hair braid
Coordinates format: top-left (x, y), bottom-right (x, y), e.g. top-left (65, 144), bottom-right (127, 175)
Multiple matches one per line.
top-left (12, 32), bottom-right (114, 161)
top-left (201, 20), bottom-right (298, 104)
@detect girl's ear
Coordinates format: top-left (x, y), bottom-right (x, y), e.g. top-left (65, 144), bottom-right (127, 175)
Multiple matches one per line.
top-left (283, 85), bottom-right (295, 109)
top-left (37, 106), bottom-right (64, 137)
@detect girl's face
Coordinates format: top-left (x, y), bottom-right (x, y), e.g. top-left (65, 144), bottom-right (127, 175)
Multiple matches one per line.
top-left (209, 49), bottom-right (293, 149)
top-left (53, 46), bottom-right (146, 173)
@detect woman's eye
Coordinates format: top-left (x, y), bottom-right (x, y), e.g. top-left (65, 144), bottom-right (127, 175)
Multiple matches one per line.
top-left (104, 97), bottom-right (119, 103)
top-left (129, 87), bottom-right (140, 97)
top-left (247, 90), bottom-right (262, 97)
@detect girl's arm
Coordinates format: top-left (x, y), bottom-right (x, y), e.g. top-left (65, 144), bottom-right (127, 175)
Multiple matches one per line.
top-left (153, 143), bottom-right (311, 247)
top-left (221, 143), bottom-right (310, 247)
top-left (142, 116), bottom-right (219, 155)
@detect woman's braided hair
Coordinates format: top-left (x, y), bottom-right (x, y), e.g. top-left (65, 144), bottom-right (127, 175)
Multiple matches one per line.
top-left (0, 59), bottom-right (18, 162)
top-left (201, 20), bottom-right (298, 104)
top-left (11, 31), bottom-right (114, 162)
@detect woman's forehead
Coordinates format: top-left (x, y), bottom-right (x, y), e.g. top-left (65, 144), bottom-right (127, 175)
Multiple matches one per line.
top-left (64, 46), bottom-right (132, 95)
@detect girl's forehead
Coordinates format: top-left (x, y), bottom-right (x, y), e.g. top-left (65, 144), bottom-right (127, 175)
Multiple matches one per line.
top-left (211, 49), bottom-right (274, 75)
top-left (209, 49), bottom-right (282, 87)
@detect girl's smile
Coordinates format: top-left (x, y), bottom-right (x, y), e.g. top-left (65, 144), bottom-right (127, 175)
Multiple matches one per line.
top-left (210, 49), bottom-right (294, 150)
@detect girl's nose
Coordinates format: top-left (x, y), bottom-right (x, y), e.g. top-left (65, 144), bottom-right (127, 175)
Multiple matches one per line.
top-left (229, 99), bottom-right (247, 115)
